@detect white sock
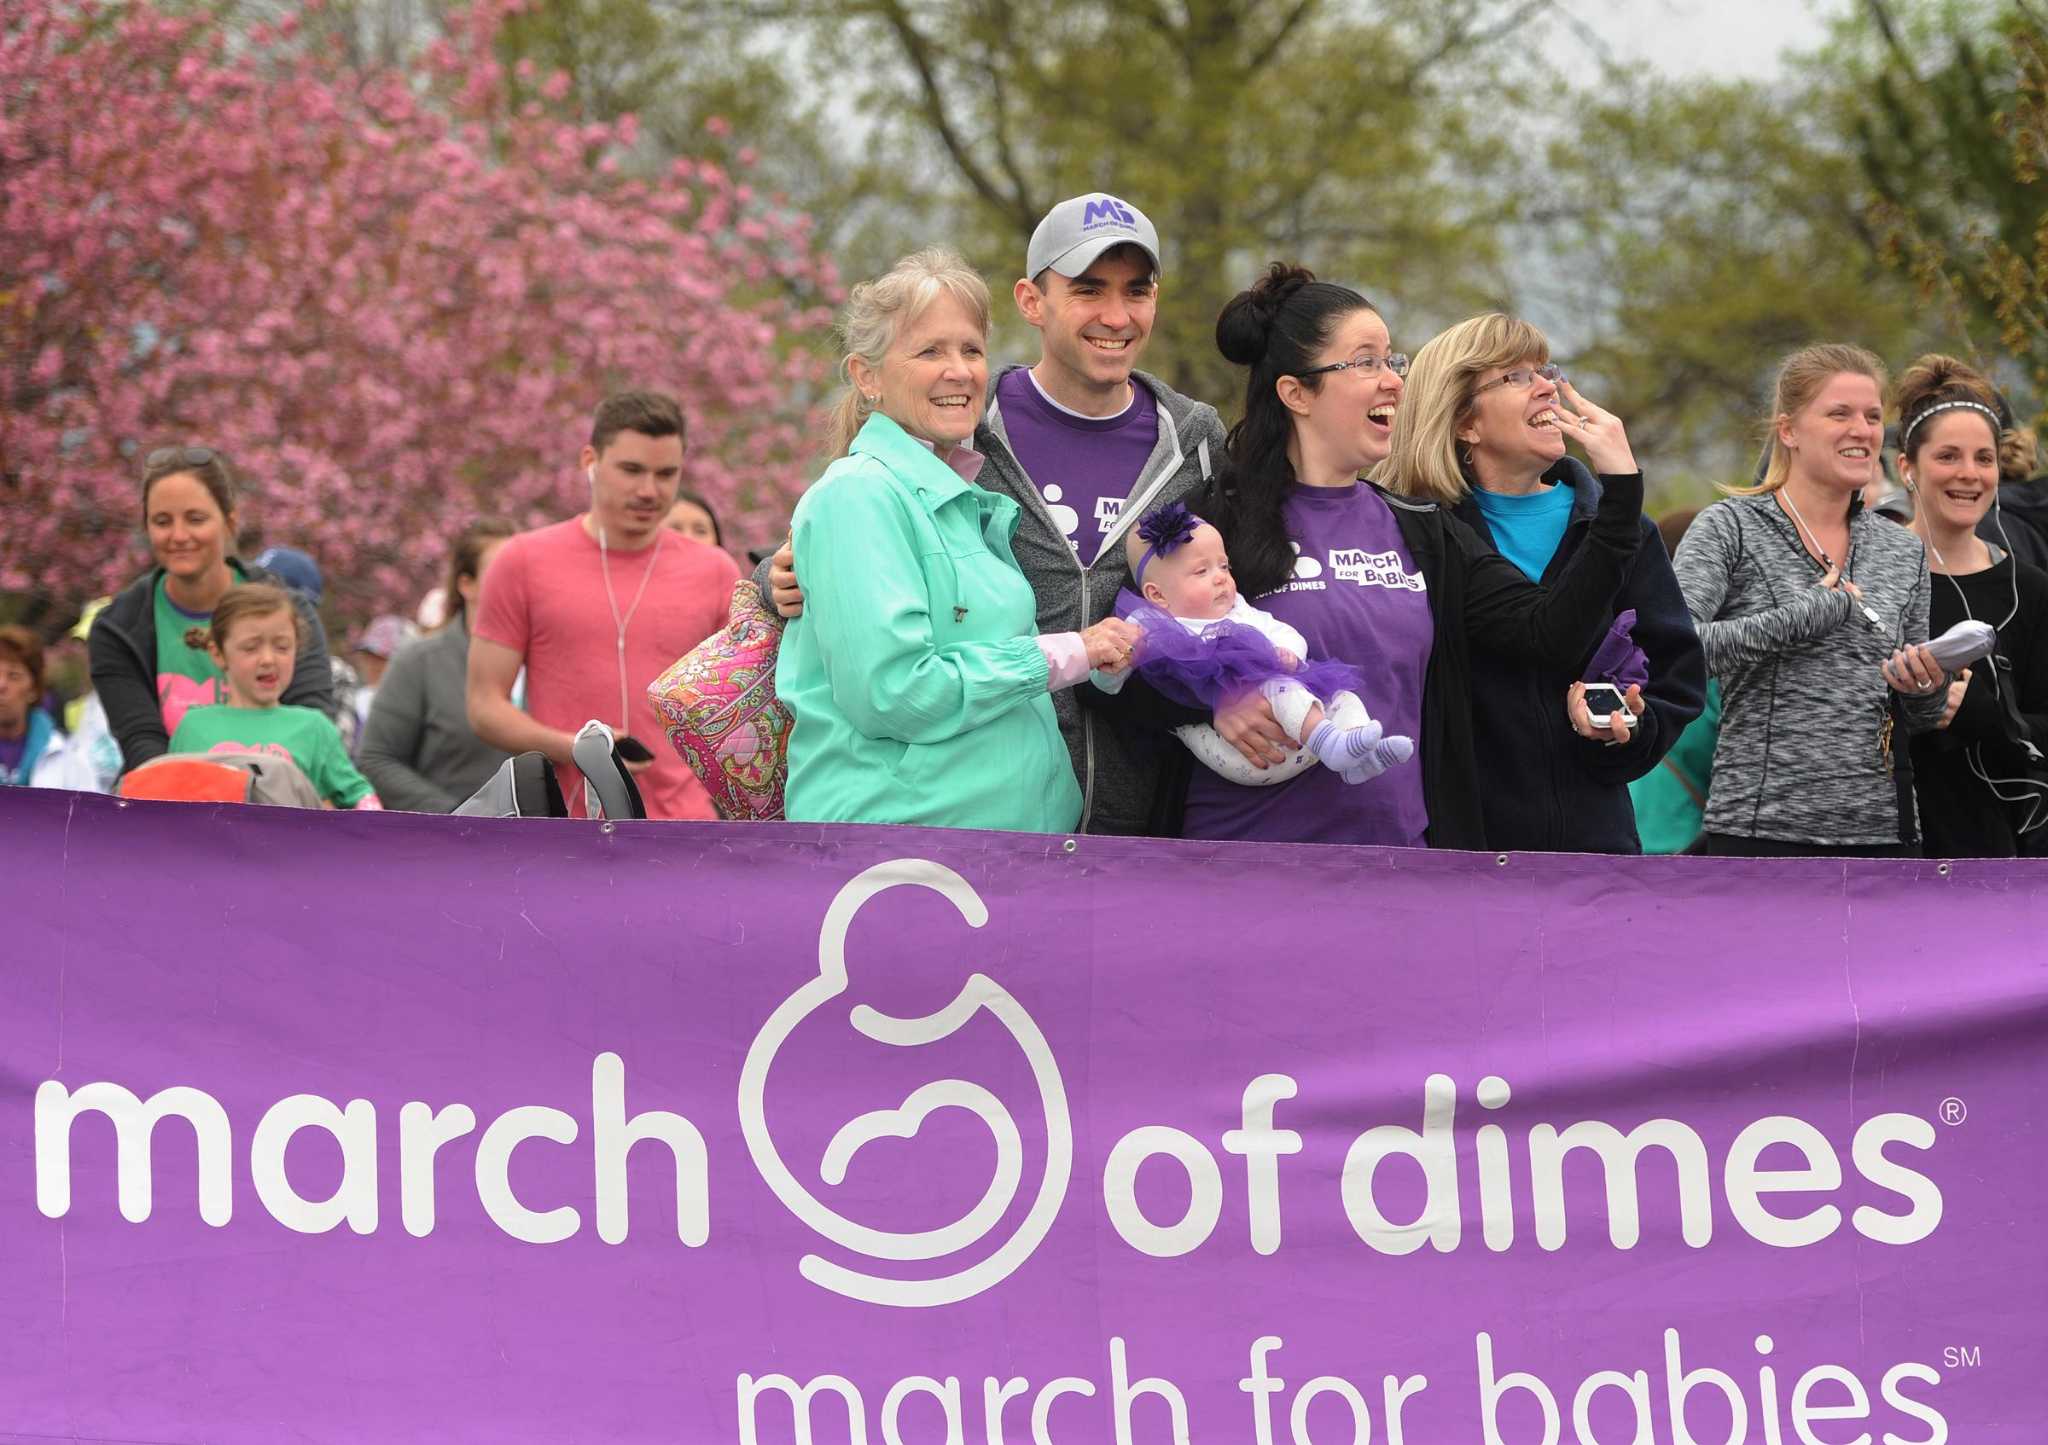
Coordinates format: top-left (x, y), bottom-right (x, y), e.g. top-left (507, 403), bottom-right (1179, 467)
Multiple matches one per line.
top-left (1339, 734), bottom-right (1415, 785)
top-left (1306, 716), bottom-right (1383, 770)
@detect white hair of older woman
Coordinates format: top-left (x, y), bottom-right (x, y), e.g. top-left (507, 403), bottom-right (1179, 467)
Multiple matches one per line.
top-left (826, 247), bottom-right (992, 457)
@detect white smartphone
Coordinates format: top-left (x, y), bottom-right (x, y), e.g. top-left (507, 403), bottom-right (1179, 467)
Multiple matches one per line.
top-left (1581, 682), bottom-right (1636, 731)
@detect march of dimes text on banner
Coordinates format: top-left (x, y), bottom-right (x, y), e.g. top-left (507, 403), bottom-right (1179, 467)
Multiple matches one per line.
top-left (1, 789), bottom-right (2039, 1443)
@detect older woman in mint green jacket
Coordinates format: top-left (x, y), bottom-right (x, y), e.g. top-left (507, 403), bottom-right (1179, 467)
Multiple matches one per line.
top-left (778, 249), bottom-right (1139, 831)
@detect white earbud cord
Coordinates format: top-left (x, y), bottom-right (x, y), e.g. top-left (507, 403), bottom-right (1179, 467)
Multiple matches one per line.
top-left (590, 465), bottom-right (668, 734)
top-left (1910, 478), bottom-right (2040, 827)
top-left (1778, 486), bottom-right (1884, 629)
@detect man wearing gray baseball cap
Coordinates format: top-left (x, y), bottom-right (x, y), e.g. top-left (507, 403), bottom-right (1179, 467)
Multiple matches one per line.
top-left (765, 191), bottom-right (1225, 835)
top-left (972, 192), bottom-right (1226, 835)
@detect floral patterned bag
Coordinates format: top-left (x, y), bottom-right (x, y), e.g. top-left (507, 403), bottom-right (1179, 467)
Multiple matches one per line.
top-left (649, 579), bottom-right (791, 820)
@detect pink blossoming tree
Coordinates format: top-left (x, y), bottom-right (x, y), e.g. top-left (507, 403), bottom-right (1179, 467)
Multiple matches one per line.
top-left (0, 0), bottom-right (839, 625)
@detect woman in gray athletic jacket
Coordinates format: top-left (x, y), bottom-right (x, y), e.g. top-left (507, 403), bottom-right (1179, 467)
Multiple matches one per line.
top-left (1672, 344), bottom-right (1953, 855)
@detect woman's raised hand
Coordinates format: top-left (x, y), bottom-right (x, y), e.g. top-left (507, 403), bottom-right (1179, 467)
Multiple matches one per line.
top-left (1556, 381), bottom-right (1638, 476)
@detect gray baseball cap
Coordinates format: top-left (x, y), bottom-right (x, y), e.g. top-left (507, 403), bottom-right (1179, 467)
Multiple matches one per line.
top-left (1026, 193), bottom-right (1162, 280)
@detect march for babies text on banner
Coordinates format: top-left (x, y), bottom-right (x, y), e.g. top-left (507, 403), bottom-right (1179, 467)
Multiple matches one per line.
top-left (1, 792), bottom-right (2039, 1444)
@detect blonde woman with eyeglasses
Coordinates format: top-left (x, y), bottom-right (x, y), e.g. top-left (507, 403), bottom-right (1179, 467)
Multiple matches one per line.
top-left (1378, 313), bottom-right (1705, 854)
top-left (1143, 266), bottom-right (1646, 848)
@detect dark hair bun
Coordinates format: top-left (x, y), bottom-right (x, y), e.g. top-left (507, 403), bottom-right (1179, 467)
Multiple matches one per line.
top-left (1216, 262), bottom-right (1318, 367)
top-left (1892, 353), bottom-right (1996, 431)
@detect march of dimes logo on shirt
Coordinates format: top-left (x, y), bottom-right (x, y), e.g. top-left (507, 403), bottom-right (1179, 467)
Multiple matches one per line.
top-left (1280, 543), bottom-right (1426, 594)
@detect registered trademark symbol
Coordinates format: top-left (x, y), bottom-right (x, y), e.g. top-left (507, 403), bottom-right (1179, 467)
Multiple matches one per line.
top-left (1939, 1097), bottom-right (1968, 1126)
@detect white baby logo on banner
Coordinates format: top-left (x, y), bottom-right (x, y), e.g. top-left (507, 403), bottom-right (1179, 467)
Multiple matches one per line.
top-left (737, 859), bottom-right (1074, 1309)
top-left (1290, 542), bottom-right (1323, 580)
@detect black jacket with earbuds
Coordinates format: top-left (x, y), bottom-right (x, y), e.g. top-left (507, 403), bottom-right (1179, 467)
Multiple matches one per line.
top-left (1910, 552), bottom-right (2048, 856)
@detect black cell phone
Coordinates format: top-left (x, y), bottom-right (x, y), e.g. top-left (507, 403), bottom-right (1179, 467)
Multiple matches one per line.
top-left (615, 735), bottom-right (655, 763)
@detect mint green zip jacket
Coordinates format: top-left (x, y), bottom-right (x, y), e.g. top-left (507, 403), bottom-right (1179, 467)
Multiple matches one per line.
top-left (778, 413), bottom-right (1083, 832)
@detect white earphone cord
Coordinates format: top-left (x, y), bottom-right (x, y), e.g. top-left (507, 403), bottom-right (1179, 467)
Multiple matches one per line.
top-left (1908, 475), bottom-right (2041, 828)
top-left (590, 464), bottom-right (667, 734)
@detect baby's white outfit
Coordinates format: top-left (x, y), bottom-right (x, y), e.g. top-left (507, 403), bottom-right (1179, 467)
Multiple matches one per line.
top-left (1093, 597), bottom-right (1373, 787)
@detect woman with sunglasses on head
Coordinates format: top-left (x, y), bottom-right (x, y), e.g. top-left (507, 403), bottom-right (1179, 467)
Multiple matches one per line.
top-left (1893, 355), bottom-right (2048, 856)
top-left (1380, 314), bottom-right (1705, 853)
top-left (1671, 344), bottom-right (1949, 856)
top-left (88, 446), bottom-right (336, 776)
top-left (1135, 264), bottom-right (1644, 846)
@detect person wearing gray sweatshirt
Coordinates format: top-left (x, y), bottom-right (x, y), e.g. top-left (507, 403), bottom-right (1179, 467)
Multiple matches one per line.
top-left (1672, 345), bottom-right (1952, 853)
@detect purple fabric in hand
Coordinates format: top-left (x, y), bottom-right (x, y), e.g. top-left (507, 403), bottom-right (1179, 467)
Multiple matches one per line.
top-left (1583, 608), bottom-right (1649, 688)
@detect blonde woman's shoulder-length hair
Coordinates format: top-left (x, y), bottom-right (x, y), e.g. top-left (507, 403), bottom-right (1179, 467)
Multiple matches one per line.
top-left (1724, 342), bottom-right (1887, 497)
top-left (1374, 313), bottom-right (1550, 504)
top-left (825, 247), bottom-right (993, 459)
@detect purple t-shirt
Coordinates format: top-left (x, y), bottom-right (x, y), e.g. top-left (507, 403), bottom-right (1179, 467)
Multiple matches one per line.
top-left (993, 368), bottom-right (1159, 562)
top-left (1183, 483), bottom-right (1434, 846)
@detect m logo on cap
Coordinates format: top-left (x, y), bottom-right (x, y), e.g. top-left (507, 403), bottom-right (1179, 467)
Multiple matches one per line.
top-left (1082, 197), bottom-right (1136, 227)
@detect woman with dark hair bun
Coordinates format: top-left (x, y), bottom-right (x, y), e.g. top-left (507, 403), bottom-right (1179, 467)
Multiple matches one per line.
top-left (1894, 354), bottom-right (2048, 855)
top-left (1148, 263), bottom-right (1645, 847)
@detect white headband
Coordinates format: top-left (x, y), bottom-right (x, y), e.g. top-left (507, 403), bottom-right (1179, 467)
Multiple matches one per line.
top-left (1903, 398), bottom-right (2002, 448)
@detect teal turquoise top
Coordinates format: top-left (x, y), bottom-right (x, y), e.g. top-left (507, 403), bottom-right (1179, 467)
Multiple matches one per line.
top-left (1470, 477), bottom-right (1577, 582)
top-left (1628, 678), bottom-right (1722, 854)
top-left (777, 413), bottom-right (1082, 832)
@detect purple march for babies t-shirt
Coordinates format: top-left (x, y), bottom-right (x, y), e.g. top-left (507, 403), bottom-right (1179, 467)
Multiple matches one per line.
top-left (1183, 482), bottom-right (1434, 847)
top-left (993, 368), bottom-right (1159, 563)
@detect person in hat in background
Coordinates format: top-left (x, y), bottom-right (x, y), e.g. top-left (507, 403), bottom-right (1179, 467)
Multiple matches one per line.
top-left (765, 191), bottom-right (1229, 835)
top-left (347, 614), bottom-right (412, 749)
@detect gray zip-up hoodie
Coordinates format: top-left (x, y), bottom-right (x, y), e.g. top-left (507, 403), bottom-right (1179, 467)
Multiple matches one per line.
top-left (977, 365), bottom-right (1227, 835)
top-left (1672, 493), bottom-right (1946, 845)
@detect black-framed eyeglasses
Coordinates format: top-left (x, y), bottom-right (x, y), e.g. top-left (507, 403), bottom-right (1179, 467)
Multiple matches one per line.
top-left (1472, 363), bottom-right (1564, 397)
top-left (144, 445), bottom-right (220, 471)
top-left (1296, 353), bottom-right (1409, 381)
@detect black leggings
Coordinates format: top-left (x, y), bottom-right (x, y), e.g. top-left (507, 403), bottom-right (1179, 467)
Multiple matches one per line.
top-left (1702, 833), bottom-right (1915, 859)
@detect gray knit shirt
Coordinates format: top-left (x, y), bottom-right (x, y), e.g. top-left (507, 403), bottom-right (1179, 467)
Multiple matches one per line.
top-left (1672, 494), bottom-right (1946, 845)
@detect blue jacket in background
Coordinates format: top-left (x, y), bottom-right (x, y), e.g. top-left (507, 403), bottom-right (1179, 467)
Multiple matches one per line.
top-left (1451, 457), bottom-right (1707, 853)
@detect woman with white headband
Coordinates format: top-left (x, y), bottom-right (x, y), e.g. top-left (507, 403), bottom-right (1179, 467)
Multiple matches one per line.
top-left (1894, 355), bottom-right (2048, 856)
top-left (1672, 343), bottom-right (1951, 855)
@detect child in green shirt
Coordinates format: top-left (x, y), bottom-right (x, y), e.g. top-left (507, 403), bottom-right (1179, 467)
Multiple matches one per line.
top-left (168, 584), bottom-right (380, 810)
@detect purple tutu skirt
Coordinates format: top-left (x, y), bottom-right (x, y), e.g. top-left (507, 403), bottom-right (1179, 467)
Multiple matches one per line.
top-left (1114, 590), bottom-right (1365, 711)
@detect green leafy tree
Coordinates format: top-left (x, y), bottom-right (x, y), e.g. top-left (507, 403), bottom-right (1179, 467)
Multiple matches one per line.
top-left (658, 0), bottom-right (1575, 404)
top-left (1840, 0), bottom-right (2047, 427)
top-left (1531, 70), bottom-right (1939, 501)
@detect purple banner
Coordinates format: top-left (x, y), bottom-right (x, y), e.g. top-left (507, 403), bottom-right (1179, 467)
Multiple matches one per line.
top-left (2, 790), bottom-right (2041, 1443)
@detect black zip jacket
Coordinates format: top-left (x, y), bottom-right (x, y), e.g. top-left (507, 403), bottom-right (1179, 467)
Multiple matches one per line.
top-left (89, 561), bottom-right (338, 775)
top-left (1976, 477), bottom-right (2048, 574)
top-left (1451, 460), bottom-right (1706, 853)
top-left (1123, 471), bottom-right (1645, 848)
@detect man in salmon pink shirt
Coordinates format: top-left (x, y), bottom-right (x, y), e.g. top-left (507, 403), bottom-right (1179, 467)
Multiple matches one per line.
top-left (468, 391), bottom-right (739, 819)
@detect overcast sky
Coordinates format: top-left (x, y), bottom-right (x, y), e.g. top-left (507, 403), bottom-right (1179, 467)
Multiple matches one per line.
top-left (1566, 0), bottom-right (1838, 77)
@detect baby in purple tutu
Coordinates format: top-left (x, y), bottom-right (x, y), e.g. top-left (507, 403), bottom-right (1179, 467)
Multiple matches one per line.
top-left (1094, 502), bottom-right (1413, 786)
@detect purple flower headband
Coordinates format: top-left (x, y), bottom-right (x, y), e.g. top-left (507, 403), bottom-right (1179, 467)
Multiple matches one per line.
top-left (1134, 501), bottom-right (1204, 586)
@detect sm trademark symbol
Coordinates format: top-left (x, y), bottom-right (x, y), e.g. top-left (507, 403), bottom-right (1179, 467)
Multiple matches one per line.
top-left (1939, 1097), bottom-right (1968, 1125)
top-left (1944, 1345), bottom-right (1982, 1368)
